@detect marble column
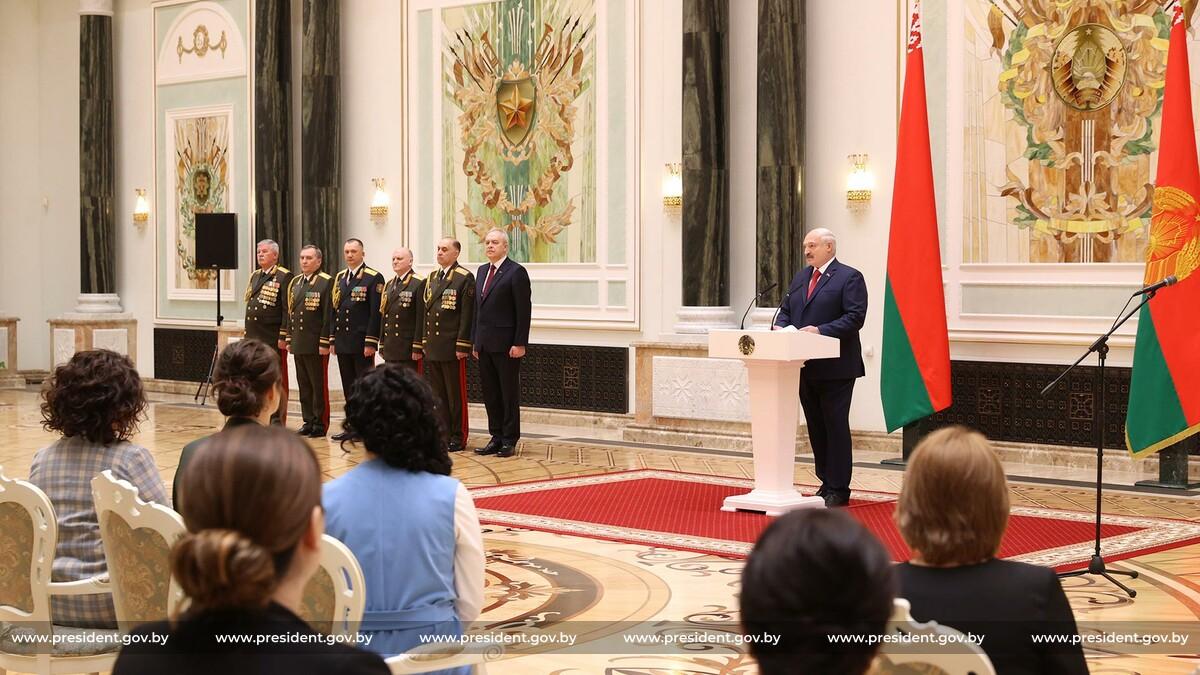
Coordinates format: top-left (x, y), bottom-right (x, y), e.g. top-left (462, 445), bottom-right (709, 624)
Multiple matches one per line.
top-left (54, 1), bottom-right (137, 370)
top-left (753, 0), bottom-right (805, 326)
top-left (255, 0), bottom-right (293, 261)
top-left (676, 0), bottom-right (734, 333)
top-left (301, 0), bottom-right (341, 273)
top-left (78, 0), bottom-right (120, 313)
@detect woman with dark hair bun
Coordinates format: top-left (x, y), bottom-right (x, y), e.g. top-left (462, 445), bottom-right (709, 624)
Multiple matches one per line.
top-left (323, 365), bottom-right (484, 663)
top-left (113, 425), bottom-right (388, 674)
top-left (173, 339), bottom-right (282, 506)
top-left (31, 349), bottom-right (167, 628)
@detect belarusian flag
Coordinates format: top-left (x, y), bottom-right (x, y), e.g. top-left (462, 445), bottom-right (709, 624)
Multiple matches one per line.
top-left (880, 4), bottom-right (951, 433)
top-left (1126, 6), bottom-right (1200, 457)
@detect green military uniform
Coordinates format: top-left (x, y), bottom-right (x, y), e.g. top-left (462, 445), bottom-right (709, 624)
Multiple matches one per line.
top-left (379, 270), bottom-right (426, 369)
top-left (243, 264), bottom-right (292, 424)
top-left (284, 271), bottom-right (333, 435)
top-left (417, 262), bottom-right (475, 449)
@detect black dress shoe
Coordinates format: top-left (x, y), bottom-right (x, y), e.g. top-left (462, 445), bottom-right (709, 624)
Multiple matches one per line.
top-left (297, 424), bottom-right (313, 436)
top-left (331, 431), bottom-right (351, 442)
top-left (496, 444), bottom-right (516, 458)
top-left (474, 441), bottom-right (501, 456)
top-left (447, 441), bottom-right (464, 453)
top-left (308, 427), bottom-right (326, 438)
top-left (823, 492), bottom-right (850, 508)
top-left (815, 485), bottom-right (828, 498)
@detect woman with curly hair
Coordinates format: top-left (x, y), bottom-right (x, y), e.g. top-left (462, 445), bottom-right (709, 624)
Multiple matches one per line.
top-left (113, 425), bottom-right (388, 674)
top-left (173, 339), bottom-right (282, 507)
top-left (323, 365), bottom-right (484, 662)
top-left (30, 349), bottom-right (169, 628)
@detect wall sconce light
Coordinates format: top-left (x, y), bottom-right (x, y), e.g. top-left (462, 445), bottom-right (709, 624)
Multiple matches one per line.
top-left (133, 188), bottom-right (150, 225)
top-left (846, 154), bottom-right (872, 210)
top-left (370, 178), bottom-right (389, 218)
top-left (662, 163), bottom-right (682, 212)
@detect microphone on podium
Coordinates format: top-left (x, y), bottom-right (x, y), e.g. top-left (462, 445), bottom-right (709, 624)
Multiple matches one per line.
top-left (1133, 275), bottom-right (1177, 296)
top-left (739, 283), bottom-right (779, 330)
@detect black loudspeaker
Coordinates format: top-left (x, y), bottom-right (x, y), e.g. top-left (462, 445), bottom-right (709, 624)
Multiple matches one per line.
top-left (195, 213), bottom-right (239, 269)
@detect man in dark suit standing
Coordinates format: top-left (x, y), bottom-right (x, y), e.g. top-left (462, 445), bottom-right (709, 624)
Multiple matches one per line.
top-left (243, 239), bottom-right (292, 425)
top-left (379, 246), bottom-right (425, 370)
top-left (472, 229), bottom-right (532, 458)
top-left (330, 238), bottom-right (385, 441)
top-left (774, 228), bottom-right (867, 507)
top-left (284, 245), bottom-right (333, 437)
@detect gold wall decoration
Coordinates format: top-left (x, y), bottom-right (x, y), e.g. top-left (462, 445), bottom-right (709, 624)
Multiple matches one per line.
top-left (177, 25), bottom-right (228, 63)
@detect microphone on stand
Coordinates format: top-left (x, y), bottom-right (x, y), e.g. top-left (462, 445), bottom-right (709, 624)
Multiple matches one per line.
top-left (770, 289), bottom-right (793, 330)
top-left (739, 283), bottom-right (779, 330)
top-left (1133, 275), bottom-right (1177, 296)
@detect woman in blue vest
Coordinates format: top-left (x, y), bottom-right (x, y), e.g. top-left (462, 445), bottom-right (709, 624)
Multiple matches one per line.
top-left (324, 365), bottom-right (484, 665)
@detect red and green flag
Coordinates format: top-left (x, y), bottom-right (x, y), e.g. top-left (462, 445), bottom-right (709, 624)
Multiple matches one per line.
top-left (1126, 6), bottom-right (1200, 457)
top-left (881, 4), bottom-right (952, 433)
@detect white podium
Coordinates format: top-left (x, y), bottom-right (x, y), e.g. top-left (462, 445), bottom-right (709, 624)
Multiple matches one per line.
top-left (708, 329), bottom-right (840, 515)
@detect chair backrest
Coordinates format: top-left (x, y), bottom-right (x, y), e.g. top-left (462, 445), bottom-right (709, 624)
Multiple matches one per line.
top-left (0, 466), bottom-right (54, 626)
top-left (297, 534), bottom-right (366, 638)
top-left (875, 598), bottom-right (996, 675)
top-left (91, 470), bottom-right (186, 632)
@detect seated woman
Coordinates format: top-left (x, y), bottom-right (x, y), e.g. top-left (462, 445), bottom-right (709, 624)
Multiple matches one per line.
top-left (740, 508), bottom-right (895, 674)
top-left (173, 339), bottom-right (282, 506)
top-left (114, 425), bottom-right (388, 674)
top-left (31, 349), bottom-right (168, 628)
top-left (323, 365), bottom-right (484, 662)
top-left (894, 425), bottom-right (1088, 674)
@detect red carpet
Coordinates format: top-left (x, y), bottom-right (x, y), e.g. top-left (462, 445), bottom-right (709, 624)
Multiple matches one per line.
top-left (471, 470), bottom-right (1200, 572)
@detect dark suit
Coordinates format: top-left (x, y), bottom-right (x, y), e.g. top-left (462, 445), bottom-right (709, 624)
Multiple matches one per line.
top-left (896, 559), bottom-right (1088, 675)
top-left (417, 263), bottom-right (476, 447)
top-left (379, 271), bottom-right (426, 370)
top-left (332, 265), bottom-right (385, 394)
top-left (284, 272), bottom-right (333, 433)
top-left (472, 258), bottom-right (532, 446)
top-left (243, 264), bottom-right (292, 424)
top-left (774, 258), bottom-right (867, 498)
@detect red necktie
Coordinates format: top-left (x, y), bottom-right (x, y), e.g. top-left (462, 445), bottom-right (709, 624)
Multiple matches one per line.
top-left (483, 265), bottom-right (498, 295)
top-left (807, 269), bottom-right (821, 299)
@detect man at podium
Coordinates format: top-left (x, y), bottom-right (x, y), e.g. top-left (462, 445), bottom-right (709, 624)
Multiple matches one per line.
top-left (774, 228), bottom-right (867, 507)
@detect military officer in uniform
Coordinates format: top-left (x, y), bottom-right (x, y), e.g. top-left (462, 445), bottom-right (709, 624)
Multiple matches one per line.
top-left (243, 239), bottom-right (292, 425)
top-left (330, 238), bottom-right (385, 441)
top-left (284, 245), bottom-right (333, 437)
top-left (415, 237), bottom-right (475, 452)
top-left (379, 246), bottom-right (425, 370)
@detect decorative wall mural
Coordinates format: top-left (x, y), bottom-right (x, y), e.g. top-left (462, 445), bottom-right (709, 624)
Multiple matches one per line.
top-left (964, 0), bottom-right (1171, 263)
top-left (441, 0), bottom-right (597, 263)
top-left (168, 109), bottom-right (232, 293)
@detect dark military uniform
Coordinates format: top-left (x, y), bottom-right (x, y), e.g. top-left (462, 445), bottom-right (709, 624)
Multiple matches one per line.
top-left (417, 263), bottom-right (475, 449)
top-left (332, 265), bottom-right (385, 395)
top-left (284, 272), bottom-right (333, 435)
top-left (243, 264), bottom-right (292, 424)
top-left (379, 270), bottom-right (426, 370)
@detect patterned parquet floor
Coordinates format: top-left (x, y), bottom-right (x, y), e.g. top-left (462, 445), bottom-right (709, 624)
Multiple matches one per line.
top-left (2, 388), bottom-right (1199, 673)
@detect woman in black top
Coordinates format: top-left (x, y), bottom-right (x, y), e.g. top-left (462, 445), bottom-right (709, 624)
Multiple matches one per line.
top-left (893, 426), bottom-right (1088, 675)
top-left (173, 339), bottom-right (282, 507)
top-left (114, 425), bottom-right (388, 675)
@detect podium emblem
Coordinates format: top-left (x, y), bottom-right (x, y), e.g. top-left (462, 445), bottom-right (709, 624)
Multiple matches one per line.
top-left (738, 334), bottom-right (755, 355)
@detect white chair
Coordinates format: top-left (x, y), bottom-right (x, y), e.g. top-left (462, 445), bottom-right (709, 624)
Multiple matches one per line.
top-left (386, 642), bottom-right (504, 674)
top-left (874, 598), bottom-right (996, 675)
top-left (91, 470), bottom-right (186, 632)
top-left (0, 466), bottom-right (117, 675)
top-left (296, 534), bottom-right (366, 638)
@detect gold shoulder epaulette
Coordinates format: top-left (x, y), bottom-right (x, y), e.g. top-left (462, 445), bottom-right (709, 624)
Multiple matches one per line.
top-left (336, 269), bottom-right (347, 278)
top-left (363, 267), bottom-right (378, 276)
top-left (277, 266), bottom-right (290, 274)
top-left (453, 267), bottom-right (468, 277)
top-left (318, 272), bottom-right (332, 280)
top-left (412, 273), bottom-right (425, 281)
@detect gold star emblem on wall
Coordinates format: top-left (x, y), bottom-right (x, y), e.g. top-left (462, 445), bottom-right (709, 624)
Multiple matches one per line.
top-left (499, 87), bottom-right (533, 130)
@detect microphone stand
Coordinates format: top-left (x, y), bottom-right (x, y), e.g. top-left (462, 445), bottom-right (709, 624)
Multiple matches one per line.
top-left (1039, 289), bottom-right (1154, 598)
top-left (739, 283), bottom-right (778, 330)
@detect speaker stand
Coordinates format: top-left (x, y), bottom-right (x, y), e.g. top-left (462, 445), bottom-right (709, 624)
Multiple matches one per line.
top-left (194, 266), bottom-right (225, 404)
